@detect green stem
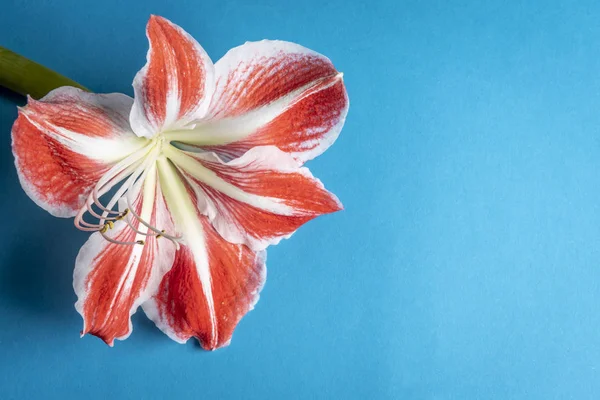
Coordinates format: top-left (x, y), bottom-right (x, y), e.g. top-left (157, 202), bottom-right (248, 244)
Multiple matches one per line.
top-left (0, 46), bottom-right (88, 99)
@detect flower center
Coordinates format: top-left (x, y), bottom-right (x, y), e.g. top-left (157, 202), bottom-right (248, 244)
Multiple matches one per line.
top-left (73, 135), bottom-right (180, 248)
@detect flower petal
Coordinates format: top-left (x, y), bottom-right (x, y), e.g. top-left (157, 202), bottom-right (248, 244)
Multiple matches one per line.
top-left (130, 15), bottom-right (215, 138)
top-left (165, 145), bottom-right (342, 251)
top-left (144, 157), bottom-right (266, 349)
top-left (165, 40), bottom-right (348, 163)
top-left (11, 87), bottom-right (146, 217)
top-left (73, 167), bottom-right (176, 346)
top-left (142, 229), bottom-right (266, 350)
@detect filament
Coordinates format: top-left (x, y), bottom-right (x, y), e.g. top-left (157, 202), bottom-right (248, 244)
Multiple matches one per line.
top-left (73, 139), bottom-right (181, 247)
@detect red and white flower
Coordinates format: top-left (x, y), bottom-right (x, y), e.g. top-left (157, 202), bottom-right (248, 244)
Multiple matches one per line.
top-left (11, 15), bottom-right (348, 349)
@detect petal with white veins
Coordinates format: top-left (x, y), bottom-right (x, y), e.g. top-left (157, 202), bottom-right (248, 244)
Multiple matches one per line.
top-left (165, 40), bottom-right (348, 163)
top-left (130, 15), bottom-right (215, 138)
top-left (165, 145), bottom-right (342, 251)
top-left (11, 86), bottom-right (146, 217)
top-left (74, 166), bottom-right (176, 346)
top-left (143, 156), bottom-right (266, 350)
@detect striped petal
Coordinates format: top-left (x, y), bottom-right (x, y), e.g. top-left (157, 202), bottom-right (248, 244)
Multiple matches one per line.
top-left (144, 157), bottom-right (266, 349)
top-left (165, 40), bottom-right (348, 163)
top-left (73, 167), bottom-right (176, 346)
top-left (164, 145), bottom-right (342, 251)
top-left (130, 15), bottom-right (215, 138)
top-left (142, 229), bottom-right (266, 350)
top-left (11, 86), bottom-right (146, 217)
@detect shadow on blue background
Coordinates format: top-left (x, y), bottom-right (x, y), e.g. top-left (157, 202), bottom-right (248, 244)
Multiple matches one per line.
top-left (2, 0), bottom-right (600, 399)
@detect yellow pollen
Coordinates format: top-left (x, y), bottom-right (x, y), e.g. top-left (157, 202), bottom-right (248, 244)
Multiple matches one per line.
top-left (99, 221), bottom-right (115, 234)
top-left (115, 209), bottom-right (129, 221)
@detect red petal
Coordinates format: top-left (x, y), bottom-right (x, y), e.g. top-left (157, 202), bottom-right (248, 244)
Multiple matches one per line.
top-left (207, 75), bottom-right (347, 162)
top-left (144, 224), bottom-right (266, 350)
top-left (167, 145), bottom-right (342, 251)
top-left (143, 158), bottom-right (266, 349)
top-left (130, 15), bottom-right (214, 137)
top-left (74, 171), bottom-right (176, 346)
top-left (11, 87), bottom-right (143, 217)
top-left (168, 41), bottom-right (348, 163)
top-left (209, 42), bottom-right (338, 119)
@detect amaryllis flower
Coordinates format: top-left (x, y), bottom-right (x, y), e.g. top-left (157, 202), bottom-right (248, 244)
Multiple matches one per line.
top-left (11, 15), bottom-right (348, 349)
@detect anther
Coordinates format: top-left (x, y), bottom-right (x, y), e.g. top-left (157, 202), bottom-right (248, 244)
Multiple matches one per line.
top-left (115, 209), bottom-right (130, 221)
top-left (136, 240), bottom-right (145, 245)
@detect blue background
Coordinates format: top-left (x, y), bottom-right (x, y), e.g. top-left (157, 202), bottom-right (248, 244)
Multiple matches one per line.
top-left (2, 0), bottom-right (600, 399)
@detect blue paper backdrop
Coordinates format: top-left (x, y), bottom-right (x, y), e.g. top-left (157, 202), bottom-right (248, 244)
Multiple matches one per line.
top-left (2, 0), bottom-right (600, 399)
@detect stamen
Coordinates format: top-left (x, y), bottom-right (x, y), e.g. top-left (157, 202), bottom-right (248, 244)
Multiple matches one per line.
top-left (72, 140), bottom-right (181, 248)
top-left (100, 229), bottom-right (146, 246)
top-left (85, 201), bottom-right (123, 221)
top-left (74, 145), bottom-right (151, 233)
top-left (75, 212), bottom-right (107, 230)
top-left (99, 146), bottom-right (173, 246)
top-left (74, 222), bottom-right (103, 232)
top-left (91, 190), bottom-right (124, 216)
top-left (90, 158), bottom-right (153, 241)
top-left (96, 163), bottom-right (148, 227)
top-left (89, 145), bottom-right (159, 230)
top-left (123, 213), bottom-right (159, 237)
top-left (88, 158), bottom-right (147, 220)
top-left (126, 198), bottom-right (181, 243)
top-left (115, 209), bottom-right (129, 220)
